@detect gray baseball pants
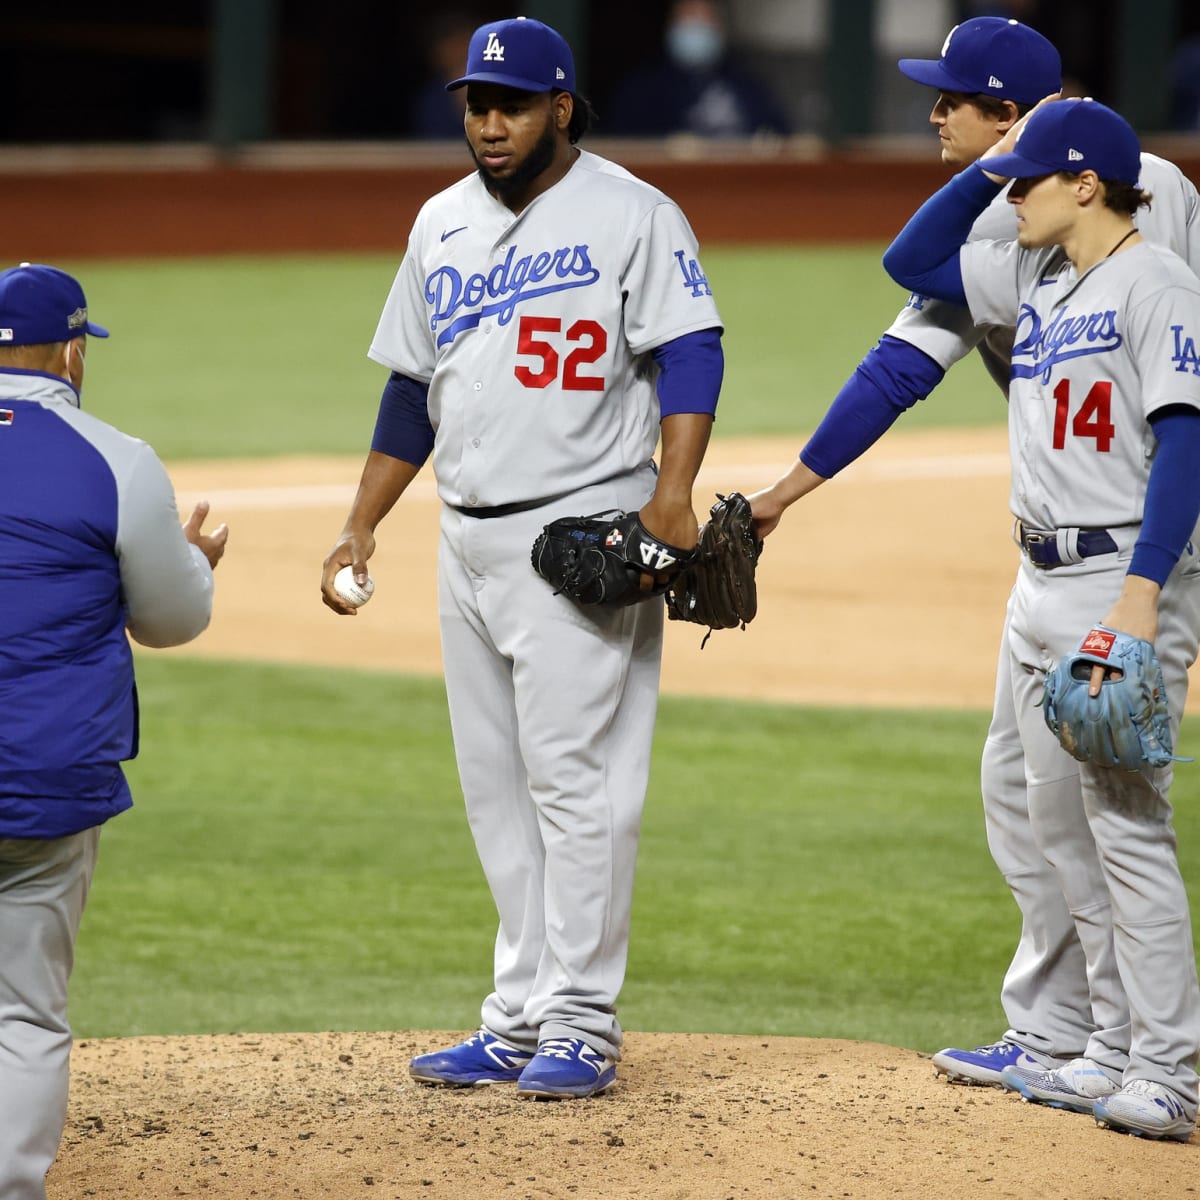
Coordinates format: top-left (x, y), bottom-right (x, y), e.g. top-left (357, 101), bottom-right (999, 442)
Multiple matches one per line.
top-left (0, 827), bottom-right (100, 1200)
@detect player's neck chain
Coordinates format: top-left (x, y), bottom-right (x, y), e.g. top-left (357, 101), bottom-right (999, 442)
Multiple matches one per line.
top-left (1104, 228), bottom-right (1137, 260)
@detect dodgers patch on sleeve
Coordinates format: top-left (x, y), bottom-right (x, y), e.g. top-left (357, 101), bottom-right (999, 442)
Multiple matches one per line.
top-left (674, 251), bottom-right (712, 298)
top-left (1171, 324), bottom-right (1200, 376)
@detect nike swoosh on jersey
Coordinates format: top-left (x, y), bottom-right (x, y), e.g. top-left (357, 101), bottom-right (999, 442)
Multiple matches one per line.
top-left (441, 227), bottom-right (468, 242)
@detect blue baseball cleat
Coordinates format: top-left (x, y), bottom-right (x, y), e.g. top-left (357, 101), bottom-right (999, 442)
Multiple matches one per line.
top-left (517, 1037), bottom-right (617, 1099)
top-left (409, 1029), bottom-right (534, 1087)
top-left (931, 1038), bottom-right (1068, 1087)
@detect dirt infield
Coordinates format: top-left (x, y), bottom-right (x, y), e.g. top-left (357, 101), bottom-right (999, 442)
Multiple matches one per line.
top-left (43, 429), bottom-right (1199, 1197)
top-left (50, 1032), bottom-right (1197, 1200)
top-left (160, 429), bottom-right (1018, 709)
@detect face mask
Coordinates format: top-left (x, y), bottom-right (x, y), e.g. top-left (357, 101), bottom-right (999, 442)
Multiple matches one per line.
top-left (667, 20), bottom-right (724, 71)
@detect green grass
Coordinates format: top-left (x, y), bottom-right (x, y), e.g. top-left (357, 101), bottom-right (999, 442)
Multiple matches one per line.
top-left (70, 655), bottom-right (1200, 1054)
top-left (64, 249), bottom-right (999, 460)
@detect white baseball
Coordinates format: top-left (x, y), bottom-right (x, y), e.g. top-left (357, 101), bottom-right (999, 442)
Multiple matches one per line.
top-left (333, 565), bottom-right (375, 607)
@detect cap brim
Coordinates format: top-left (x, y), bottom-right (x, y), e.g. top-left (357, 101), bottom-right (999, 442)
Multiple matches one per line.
top-left (85, 321), bottom-right (109, 338)
top-left (981, 151), bottom-right (1059, 179)
top-left (446, 72), bottom-right (555, 93)
top-left (897, 57), bottom-right (977, 94)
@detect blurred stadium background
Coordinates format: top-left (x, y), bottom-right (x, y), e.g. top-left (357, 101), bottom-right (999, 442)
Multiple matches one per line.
top-left (5, 0), bottom-right (1200, 259)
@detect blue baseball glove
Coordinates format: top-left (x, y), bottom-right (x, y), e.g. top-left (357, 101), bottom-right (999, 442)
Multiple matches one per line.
top-left (1042, 626), bottom-right (1182, 770)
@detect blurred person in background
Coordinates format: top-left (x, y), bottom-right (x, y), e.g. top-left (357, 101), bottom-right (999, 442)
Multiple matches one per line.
top-left (410, 10), bottom-right (479, 138)
top-left (0, 264), bottom-right (227, 1199)
top-left (603, 0), bottom-right (791, 138)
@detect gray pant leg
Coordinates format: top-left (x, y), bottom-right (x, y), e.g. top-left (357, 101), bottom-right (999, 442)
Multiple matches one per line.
top-left (1081, 559), bottom-right (1200, 1107)
top-left (984, 589), bottom-right (1091, 1058)
top-left (439, 471), bottom-right (661, 1062)
top-left (1008, 564), bottom-right (1131, 1078)
top-left (0, 827), bottom-right (100, 1200)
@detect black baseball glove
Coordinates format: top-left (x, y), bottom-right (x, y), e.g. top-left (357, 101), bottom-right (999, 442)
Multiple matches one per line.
top-left (1042, 625), bottom-right (1184, 770)
top-left (531, 510), bottom-right (696, 608)
top-left (665, 492), bottom-right (763, 641)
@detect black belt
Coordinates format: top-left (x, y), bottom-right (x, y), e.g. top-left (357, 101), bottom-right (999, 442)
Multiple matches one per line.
top-left (1016, 521), bottom-right (1118, 569)
top-left (453, 494), bottom-right (567, 519)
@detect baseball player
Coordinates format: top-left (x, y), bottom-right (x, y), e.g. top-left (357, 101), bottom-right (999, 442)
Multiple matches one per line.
top-left (320, 17), bottom-right (722, 1099)
top-left (882, 96), bottom-right (1200, 1141)
top-left (0, 263), bottom-right (227, 1198)
top-left (749, 17), bottom-right (1200, 1092)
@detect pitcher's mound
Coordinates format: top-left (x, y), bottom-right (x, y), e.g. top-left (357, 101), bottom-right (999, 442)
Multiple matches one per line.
top-left (51, 1030), bottom-right (1192, 1198)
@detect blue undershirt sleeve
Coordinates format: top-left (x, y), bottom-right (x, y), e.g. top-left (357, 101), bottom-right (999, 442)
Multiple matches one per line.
top-left (881, 164), bottom-right (1005, 306)
top-left (1130, 407), bottom-right (1200, 586)
top-left (371, 371), bottom-right (435, 466)
top-left (799, 335), bottom-right (947, 479)
top-left (651, 327), bottom-right (724, 418)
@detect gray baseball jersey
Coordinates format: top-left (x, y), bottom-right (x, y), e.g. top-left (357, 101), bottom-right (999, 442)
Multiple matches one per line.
top-left (887, 154), bottom-right (1200, 395)
top-left (959, 239), bottom-right (1200, 530)
top-left (370, 149), bottom-right (721, 508)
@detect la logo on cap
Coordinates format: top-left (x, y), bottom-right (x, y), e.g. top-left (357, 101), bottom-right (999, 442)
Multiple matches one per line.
top-left (483, 30), bottom-right (504, 61)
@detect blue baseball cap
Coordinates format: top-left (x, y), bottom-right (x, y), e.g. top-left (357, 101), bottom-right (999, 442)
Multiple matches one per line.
top-left (446, 17), bottom-right (575, 94)
top-left (985, 99), bottom-right (1142, 185)
top-left (898, 17), bottom-right (1061, 106)
top-left (0, 263), bottom-right (109, 347)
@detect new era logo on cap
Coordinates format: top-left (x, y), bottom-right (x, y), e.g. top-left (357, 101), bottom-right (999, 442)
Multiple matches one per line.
top-left (1068, 148), bottom-right (1084, 161)
top-left (988, 74), bottom-right (1004, 88)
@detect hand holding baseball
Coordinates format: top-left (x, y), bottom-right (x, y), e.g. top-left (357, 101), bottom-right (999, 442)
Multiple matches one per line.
top-left (333, 565), bottom-right (374, 608)
top-left (321, 523), bottom-right (378, 615)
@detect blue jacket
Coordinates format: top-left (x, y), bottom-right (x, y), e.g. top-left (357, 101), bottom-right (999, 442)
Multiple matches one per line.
top-left (0, 369), bottom-right (214, 838)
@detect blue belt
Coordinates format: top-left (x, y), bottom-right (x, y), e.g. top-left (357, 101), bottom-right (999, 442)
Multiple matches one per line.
top-left (1016, 522), bottom-right (1118, 569)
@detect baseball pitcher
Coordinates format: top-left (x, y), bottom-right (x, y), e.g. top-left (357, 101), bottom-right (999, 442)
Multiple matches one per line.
top-left (321, 17), bottom-right (723, 1099)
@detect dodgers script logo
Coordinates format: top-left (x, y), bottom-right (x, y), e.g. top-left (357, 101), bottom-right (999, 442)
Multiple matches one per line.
top-left (1011, 301), bottom-right (1122, 383)
top-left (426, 244), bottom-right (601, 347)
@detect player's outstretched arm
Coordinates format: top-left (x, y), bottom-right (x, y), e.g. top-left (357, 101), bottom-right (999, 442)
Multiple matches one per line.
top-left (748, 335), bottom-right (946, 538)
